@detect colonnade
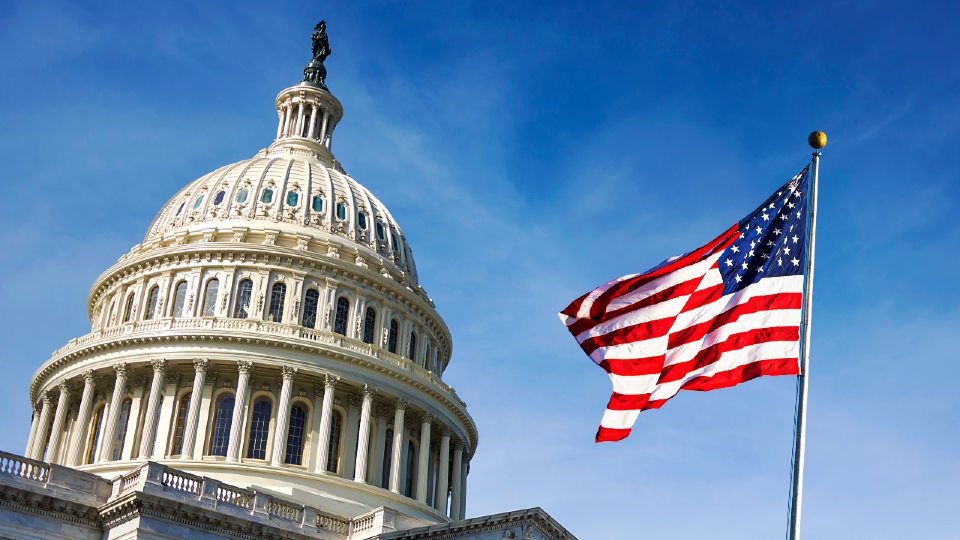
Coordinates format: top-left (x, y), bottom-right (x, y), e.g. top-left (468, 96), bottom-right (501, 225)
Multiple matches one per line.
top-left (276, 96), bottom-right (335, 148)
top-left (26, 359), bottom-right (471, 519)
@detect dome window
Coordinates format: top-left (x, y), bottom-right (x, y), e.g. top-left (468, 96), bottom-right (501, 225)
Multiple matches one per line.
top-left (286, 191), bottom-right (299, 206)
top-left (357, 212), bottom-right (368, 230)
top-left (213, 190), bottom-right (225, 205)
top-left (175, 202), bottom-right (185, 216)
top-left (336, 201), bottom-right (347, 220)
top-left (235, 188), bottom-right (249, 203)
top-left (311, 195), bottom-right (324, 213)
top-left (192, 194), bottom-right (204, 210)
top-left (375, 221), bottom-right (385, 240)
top-left (260, 188), bottom-right (274, 204)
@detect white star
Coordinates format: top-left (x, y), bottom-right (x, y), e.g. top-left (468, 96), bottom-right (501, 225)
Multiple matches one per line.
top-left (754, 225), bottom-right (762, 235)
top-left (731, 245), bottom-right (740, 253)
top-left (794, 190), bottom-right (801, 198)
top-left (749, 249), bottom-right (755, 257)
top-left (735, 274), bottom-right (742, 283)
top-left (762, 212), bottom-right (770, 221)
top-left (791, 258), bottom-right (800, 266)
top-left (778, 257), bottom-right (783, 266)
top-left (767, 240), bottom-right (775, 247)
top-left (796, 211), bottom-right (802, 219)
top-left (780, 214), bottom-right (789, 220)
top-left (787, 201), bottom-right (795, 209)
top-left (725, 259), bottom-right (733, 267)
top-left (789, 225), bottom-right (794, 232)
top-left (768, 203), bottom-right (775, 210)
top-left (757, 266), bottom-right (764, 272)
top-left (778, 191), bottom-right (783, 196)
top-left (774, 228), bottom-right (781, 235)
top-left (761, 252), bottom-right (770, 259)
top-left (792, 235), bottom-right (799, 244)
top-left (741, 262), bottom-right (749, 270)
top-left (750, 240), bottom-right (757, 248)
top-left (784, 246), bottom-right (791, 255)
top-left (739, 232), bottom-right (745, 239)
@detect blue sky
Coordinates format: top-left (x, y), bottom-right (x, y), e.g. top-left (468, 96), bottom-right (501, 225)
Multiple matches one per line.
top-left (1, 1), bottom-right (958, 538)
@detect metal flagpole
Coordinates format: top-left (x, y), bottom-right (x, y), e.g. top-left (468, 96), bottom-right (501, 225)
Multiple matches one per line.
top-left (788, 131), bottom-right (825, 540)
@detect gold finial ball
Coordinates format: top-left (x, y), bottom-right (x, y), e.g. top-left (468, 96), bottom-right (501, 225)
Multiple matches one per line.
top-left (808, 131), bottom-right (827, 149)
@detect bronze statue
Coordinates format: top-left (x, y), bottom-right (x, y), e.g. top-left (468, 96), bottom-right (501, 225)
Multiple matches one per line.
top-left (304, 20), bottom-right (332, 89)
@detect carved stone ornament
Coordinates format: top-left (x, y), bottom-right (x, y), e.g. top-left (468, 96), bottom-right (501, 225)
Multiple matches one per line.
top-left (193, 358), bottom-right (209, 372)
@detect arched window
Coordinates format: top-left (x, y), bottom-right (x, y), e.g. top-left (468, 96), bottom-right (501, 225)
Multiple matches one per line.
top-left (111, 398), bottom-right (132, 461)
top-left (122, 293), bottom-right (136, 322)
top-left (425, 344), bottom-right (433, 371)
top-left (233, 279), bottom-right (253, 318)
top-left (268, 282), bottom-right (286, 322)
top-left (302, 289), bottom-right (320, 328)
top-left (144, 286), bottom-right (160, 320)
top-left (407, 331), bottom-right (417, 360)
top-left (172, 281), bottom-right (188, 318)
top-left (388, 319), bottom-right (399, 354)
top-left (202, 279), bottom-right (219, 317)
top-left (333, 297), bottom-right (349, 335)
top-left (85, 404), bottom-right (105, 464)
top-left (362, 307), bottom-right (377, 344)
top-left (404, 440), bottom-right (417, 497)
top-left (247, 398), bottom-right (272, 460)
top-left (170, 392), bottom-right (192, 456)
top-left (381, 428), bottom-right (393, 489)
top-left (284, 403), bottom-right (308, 465)
top-left (209, 393), bottom-right (235, 456)
top-left (326, 410), bottom-right (342, 473)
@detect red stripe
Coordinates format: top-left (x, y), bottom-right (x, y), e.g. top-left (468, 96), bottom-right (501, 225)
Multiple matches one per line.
top-left (658, 326), bottom-right (799, 383)
top-left (600, 355), bottom-right (665, 376)
top-left (586, 225), bottom-right (739, 319)
top-left (567, 277), bottom-right (702, 336)
top-left (667, 292), bottom-right (802, 349)
top-left (579, 317), bottom-right (674, 356)
top-left (680, 282), bottom-right (723, 313)
top-left (596, 426), bottom-right (631, 443)
top-left (606, 392), bottom-right (654, 411)
top-left (681, 358), bottom-right (799, 392)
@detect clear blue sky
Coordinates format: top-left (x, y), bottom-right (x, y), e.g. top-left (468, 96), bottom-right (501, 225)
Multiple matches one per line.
top-left (1, 1), bottom-right (958, 538)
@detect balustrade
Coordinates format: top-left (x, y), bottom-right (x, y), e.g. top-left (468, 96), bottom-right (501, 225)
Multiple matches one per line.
top-left (0, 451), bottom-right (49, 482)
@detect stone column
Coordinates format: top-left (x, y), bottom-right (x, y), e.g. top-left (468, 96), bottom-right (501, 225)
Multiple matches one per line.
top-left (282, 104), bottom-right (292, 137)
top-left (319, 111), bottom-right (329, 143)
top-left (270, 366), bottom-right (296, 466)
top-left (276, 109), bottom-right (285, 139)
top-left (313, 374), bottom-right (338, 473)
top-left (180, 359), bottom-right (208, 457)
top-left (435, 431), bottom-right (451, 512)
top-left (343, 394), bottom-right (360, 479)
top-left (307, 105), bottom-right (318, 139)
top-left (66, 372), bottom-right (96, 466)
top-left (137, 360), bottom-right (166, 459)
top-left (415, 413), bottom-right (432, 504)
top-left (152, 374), bottom-right (181, 459)
top-left (371, 405), bottom-right (389, 485)
top-left (24, 403), bottom-right (41, 457)
top-left (98, 363), bottom-right (128, 462)
top-left (45, 382), bottom-right (72, 463)
top-left (460, 459), bottom-right (469, 519)
top-left (121, 378), bottom-right (147, 461)
top-left (226, 361), bottom-right (253, 462)
top-left (353, 385), bottom-right (376, 482)
top-left (294, 102), bottom-right (305, 136)
top-left (389, 398), bottom-right (407, 493)
top-left (450, 443), bottom-right (463, 519)
top-left (29, 393), bottom-right (54, 460)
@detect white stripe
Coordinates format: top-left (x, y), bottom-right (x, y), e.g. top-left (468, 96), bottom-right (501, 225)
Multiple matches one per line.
top-left (604, 256), bottom-right (718, 313)
top-left (607, 372), bottom-right (661, 396)
top-left (592, 336), bottom-right (668, 362)
top-left (649, 341), bottom-right (799, 401)
top-left (663, 309), bottom-right (801, 368)
top-left (576, 295), bottom-right (690, 344)
top-left (695, 266), bottom-right (723, 290)
top-left (575, 273), bottom-right (641, 319)
top-left (599, 408), bottom-right (641, 430)
top-left (671, 275), bottom-right (804, 331)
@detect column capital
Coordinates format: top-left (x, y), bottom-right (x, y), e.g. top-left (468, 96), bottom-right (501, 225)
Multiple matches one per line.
top-left (57, 379), bottom-right (71, 393)
top-left (237, 360), bottom-right (253, 374)
top-left (361, 385), bottom-right (378, 400)
top-left (281, 365), bottom-right (297, 380)
top-left (82, 370), bottom-right (96, 384)
top-left (193, 358), bottom-right (209, 373)
top-left (323, 373), bottom-right (340, 388)
top-left (40, 391), bottom-right (53, 404)
top-left (114, 362), bottom-right (128, 376)
top-left (395, 397), bottom-right (408, 411)
top-left (150, 359), bottom-right (167, 373)
top-left (419, 411), bottom-right (433, 425)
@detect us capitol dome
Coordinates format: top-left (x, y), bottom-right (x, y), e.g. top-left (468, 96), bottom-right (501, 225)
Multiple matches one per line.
top-left (2, 20), bottom-right (574, 540)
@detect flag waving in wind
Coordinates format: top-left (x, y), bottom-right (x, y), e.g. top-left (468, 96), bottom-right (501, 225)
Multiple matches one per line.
top-left (559, 166), bottom-right (811, 442)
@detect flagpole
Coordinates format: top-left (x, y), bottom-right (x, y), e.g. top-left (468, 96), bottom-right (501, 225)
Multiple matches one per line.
top-left (788, 131), bottom-right (825, 540)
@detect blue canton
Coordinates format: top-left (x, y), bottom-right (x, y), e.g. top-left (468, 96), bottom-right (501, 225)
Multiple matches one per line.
top-left (718, 167), bottom-right (810, 295)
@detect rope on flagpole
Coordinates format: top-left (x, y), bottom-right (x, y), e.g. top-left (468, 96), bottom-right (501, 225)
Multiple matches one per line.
top-left (787, 130), bottom-right (826, 540)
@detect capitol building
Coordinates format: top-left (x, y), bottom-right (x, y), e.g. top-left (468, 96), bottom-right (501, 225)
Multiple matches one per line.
top-left (0, 22), bottom-right (574, 540)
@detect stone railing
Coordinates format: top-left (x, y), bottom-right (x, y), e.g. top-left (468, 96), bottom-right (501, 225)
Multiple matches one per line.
top-left (160, 467), bottom-right (201, 495)
top-left (0, 450), bottom-right (49, 483)
top-left (45, 317), bottom-right (462, 406)
top-left (267, 497), bottom-right (303, 522)
top-left (350, 512), bottom-right (376, 535)
top-left (317, 510), bottom-right (350, 535)
top-left (216, 484), bottom-right (254, 510)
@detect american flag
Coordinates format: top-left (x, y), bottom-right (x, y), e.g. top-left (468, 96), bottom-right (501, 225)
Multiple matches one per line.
top-left (559, 166), bottom-right (810, 442)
